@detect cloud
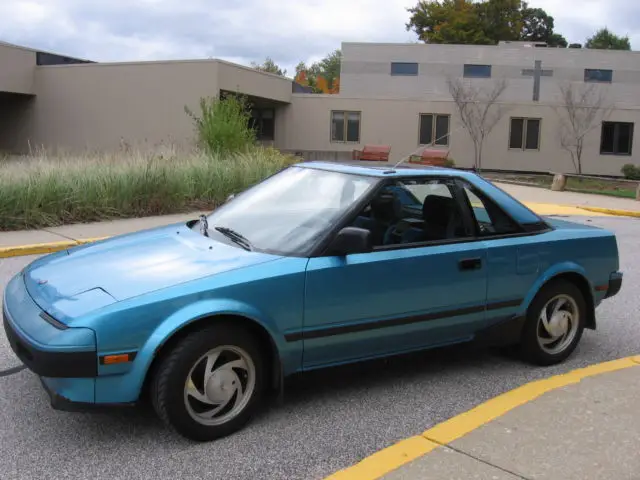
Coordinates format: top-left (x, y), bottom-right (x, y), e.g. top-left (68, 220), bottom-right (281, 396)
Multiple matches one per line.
top-left (1, 0), bottom-right (638, 74)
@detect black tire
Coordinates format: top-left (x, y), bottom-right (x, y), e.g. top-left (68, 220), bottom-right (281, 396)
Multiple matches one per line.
top-left (518, 279), bottom-right (586, 366)
top-left (150, 322), bottom-right (267, 442)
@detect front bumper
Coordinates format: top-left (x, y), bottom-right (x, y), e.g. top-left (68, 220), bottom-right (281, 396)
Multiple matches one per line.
top-left (39, 377), bottom-right (135, 412)
top-left (3, 301), bottom-right (98, 379)
top-left (3, 312), bottom-right (97, 378)
top-left (604, 271), bottom-right (623, 299)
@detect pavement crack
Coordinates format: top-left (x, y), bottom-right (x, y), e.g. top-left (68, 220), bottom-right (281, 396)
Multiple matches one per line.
top-left (0, 364), bottom-right (26, 377)
top-left (424, 436), bottom-right (532, 480)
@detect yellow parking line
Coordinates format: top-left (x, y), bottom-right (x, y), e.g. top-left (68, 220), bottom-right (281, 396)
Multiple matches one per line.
top-left (523, 202), bottom-right (613, 216)
top-left (324, 356), bottom-right (640, 480)
top-left (578, 206), bottom-right (640, 218)
top-left (0, 237), bottom-right (109, 258)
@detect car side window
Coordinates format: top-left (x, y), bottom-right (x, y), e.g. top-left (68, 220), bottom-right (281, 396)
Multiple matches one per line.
top-left (349, 178), bottom-right (472, 248)
top-left (461, 185), bottom-right (521, 236)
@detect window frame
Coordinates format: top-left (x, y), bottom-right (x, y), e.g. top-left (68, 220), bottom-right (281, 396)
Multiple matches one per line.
top-left (390, 62), bottom-right (419, 76)
top-left (508, 117), bottom-right (542, 151)
top-left (600, 121), bottom-right (634, 156)
top-left (584, 69), bottom-right (613, 83)
top-left (418, 113), bottom-right (451, 147)
top-left (330, 110), bottom-right (362, 144)
top-left (311, 175), bottom-right (553, 257)
top-left (463, 64), bottom-right (492, 78)
top-left (455, 180), bottom-right (524, 238)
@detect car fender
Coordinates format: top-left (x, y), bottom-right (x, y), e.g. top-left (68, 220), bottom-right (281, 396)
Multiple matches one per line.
top-left (518, 261), bottom-right (594, 316)
top-left (116, 298), bottom-right (296, 401)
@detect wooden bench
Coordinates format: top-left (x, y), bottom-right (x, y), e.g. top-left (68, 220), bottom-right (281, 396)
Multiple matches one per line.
top-left (352, 144), bottom-right (391, 162)
top-left (408, 149), bottom-right (450, 167)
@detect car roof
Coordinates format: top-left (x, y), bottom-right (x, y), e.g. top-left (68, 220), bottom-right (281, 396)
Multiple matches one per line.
top-left (295, 160), bottom-right (478, 179)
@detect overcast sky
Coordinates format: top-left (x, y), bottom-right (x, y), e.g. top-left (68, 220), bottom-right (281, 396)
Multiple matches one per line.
top-left (1, 0), bottom-right (637, 74)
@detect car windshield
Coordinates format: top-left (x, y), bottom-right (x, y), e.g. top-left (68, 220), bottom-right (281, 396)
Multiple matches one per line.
top-left (200, 166), bottom-right (379, 255)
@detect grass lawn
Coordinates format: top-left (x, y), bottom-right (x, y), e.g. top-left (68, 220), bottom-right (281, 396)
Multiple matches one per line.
top-left (0, 146), bottom-right (297, 231)
top-left (485, 173), bottom-right (638, 199)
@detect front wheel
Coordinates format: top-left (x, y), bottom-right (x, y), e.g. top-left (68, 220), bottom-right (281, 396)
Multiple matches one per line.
top-left (150, 323), bottom-right (266, 441)
top-left (518, 279), bottom-right (586, 366)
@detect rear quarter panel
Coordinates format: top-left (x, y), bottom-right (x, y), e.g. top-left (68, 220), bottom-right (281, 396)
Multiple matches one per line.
top-left (517, 220), bottom-right (620, 314)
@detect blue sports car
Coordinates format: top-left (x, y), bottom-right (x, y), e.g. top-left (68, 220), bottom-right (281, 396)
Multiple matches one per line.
top-left (2, 161), bottom-right (623, 441)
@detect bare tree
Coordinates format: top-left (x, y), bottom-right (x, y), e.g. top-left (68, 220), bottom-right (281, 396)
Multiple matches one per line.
top-left (553, 82), bottom-right (612, 174)
top-left (447, 77), bottom-right (508, 171)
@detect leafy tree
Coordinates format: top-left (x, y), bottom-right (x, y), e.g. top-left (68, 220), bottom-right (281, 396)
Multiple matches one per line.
top-left (250, 57), bottom-right (287, 76)
top-left (476, 0), bottom-right (522, 43)
top-left (406, 0), bottom-right (569, 47)
top-left (547, 33), bottom-right (568, 48)
top-left (585, 27), bottom-right (631, 50)
top-left (520, 3), bottom-right (566, 46)
top-left (406, 0), bottom-right (490, 45)
top-left (294, 50), bottom-right (342, 93)
top-left (520, 5), bottom-right (552, 41)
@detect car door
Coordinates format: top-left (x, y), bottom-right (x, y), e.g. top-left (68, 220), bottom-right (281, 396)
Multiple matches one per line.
top-left (455, 180), bottom-right (541, 324)
top-left (301, 177), bottom-right (490, 369)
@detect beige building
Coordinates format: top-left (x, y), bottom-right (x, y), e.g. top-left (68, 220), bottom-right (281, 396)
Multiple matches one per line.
top-left (1, 39), bottom-right (640, 176)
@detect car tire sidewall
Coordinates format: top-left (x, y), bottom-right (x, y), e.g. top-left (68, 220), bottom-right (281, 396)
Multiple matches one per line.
top-left (152, 323), bottom-right (266, 442)
top-left (520, 280), bottom-right (586, 366)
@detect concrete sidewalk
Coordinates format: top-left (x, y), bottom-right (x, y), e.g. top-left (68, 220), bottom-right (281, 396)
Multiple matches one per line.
top-left (382, 359), bottom-right (640, 480)
top-left (327, 357), bottom-right (640, 480)
top-left (495, 182), bottom-right (640, 213)
top-left (0, 211), bottom-right (208, 249)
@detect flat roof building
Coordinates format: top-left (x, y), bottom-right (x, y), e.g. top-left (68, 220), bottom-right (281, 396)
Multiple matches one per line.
top-left (1, 39), bottom-right (639, 176)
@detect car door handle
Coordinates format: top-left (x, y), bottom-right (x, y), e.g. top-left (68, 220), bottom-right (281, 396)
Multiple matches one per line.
top-left (458, 257), bottom-right (482, 271)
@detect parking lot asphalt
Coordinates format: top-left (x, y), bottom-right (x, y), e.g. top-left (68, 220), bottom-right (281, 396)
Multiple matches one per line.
top-left (0, 215), bottom-right (638, 480)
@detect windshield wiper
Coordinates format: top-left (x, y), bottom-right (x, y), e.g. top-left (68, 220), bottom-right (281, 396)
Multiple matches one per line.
top-left (213, 226), bottom-right (253, 251)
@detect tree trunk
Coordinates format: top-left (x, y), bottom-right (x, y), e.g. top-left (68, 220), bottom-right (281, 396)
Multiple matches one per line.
top-left (473, 142), bottom-right (480, 171)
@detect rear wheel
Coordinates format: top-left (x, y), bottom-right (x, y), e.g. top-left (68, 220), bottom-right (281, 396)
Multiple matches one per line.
top-left (519, 279), bottom-right (586, 366)
top-left (150, 323), bottom-right (266, 441)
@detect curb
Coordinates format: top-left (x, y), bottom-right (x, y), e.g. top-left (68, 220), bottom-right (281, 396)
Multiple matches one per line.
top-left (324, 355), bottom-right (640, 480)
top-left (0, 237), bottom-right (109, 258)
top-left (577, 206), bottom-right (640, 218)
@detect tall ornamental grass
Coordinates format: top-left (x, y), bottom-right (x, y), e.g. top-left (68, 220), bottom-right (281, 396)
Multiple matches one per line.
top-left (0, 147), bottom-right (296, 231)
top-left (185, 94), bottom-right (257, 155)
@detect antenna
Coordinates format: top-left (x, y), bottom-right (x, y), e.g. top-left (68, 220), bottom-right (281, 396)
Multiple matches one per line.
top-left (392, 125), bottom-right (465, 169)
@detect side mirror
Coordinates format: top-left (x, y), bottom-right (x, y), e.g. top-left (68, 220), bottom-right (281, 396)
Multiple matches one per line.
top-left (328, 227), bottom-right (372, 256)
top-left (226, 193), bottom-right (235, 203)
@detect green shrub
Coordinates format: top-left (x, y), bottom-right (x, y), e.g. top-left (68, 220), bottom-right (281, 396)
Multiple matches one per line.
top-left (184, 95), bottom-right (256, 156)
top-left (621, 163), bottom-right (640, 180)
top-left (0, 147), bottom-right (296, 231)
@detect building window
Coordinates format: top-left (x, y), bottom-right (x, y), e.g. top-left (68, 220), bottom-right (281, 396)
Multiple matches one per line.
top-left (390, 62), bottom-right (419, 76)
top-left (600, 122), bottom-right (633, 155)
top-left (509, 118), bottom-right (541, 150)
top-left (463, 64), bottom-right (492, 78)
top-left (331, 111), bottom-right (361, 143)
top-left (584, 69), bottom-right (613, 83)
top-left (249, 108), bottom-right (275, 141)
top-left (419, 114), bottom-right (450, 146)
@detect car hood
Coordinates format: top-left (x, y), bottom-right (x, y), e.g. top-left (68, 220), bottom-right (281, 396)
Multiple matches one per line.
top-left (23, 223), bottom-right (280, 322)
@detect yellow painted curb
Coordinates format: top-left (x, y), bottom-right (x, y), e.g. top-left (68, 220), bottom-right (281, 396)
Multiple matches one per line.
top-left (0, 237), bottom-right (109, 258)
top-left (324, 356), bottom-right (640, 480)
top-left (578, 206), bottom-right (640, 218)
top-left (523, 202), bottom-right (613, 217)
